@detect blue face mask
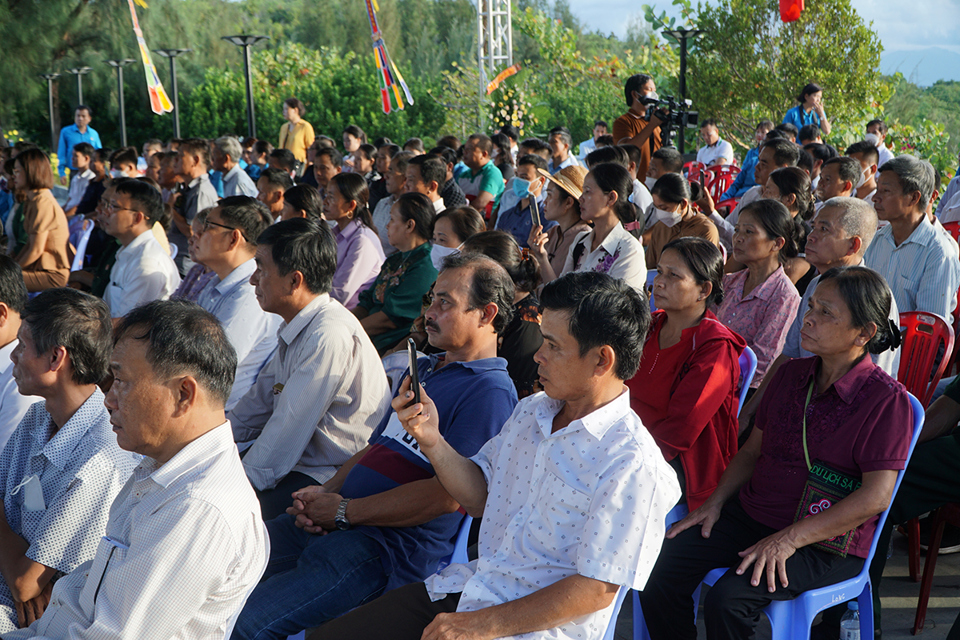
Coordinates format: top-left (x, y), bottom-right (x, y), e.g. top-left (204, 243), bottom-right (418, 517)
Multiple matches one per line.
top-left (513, 178), bottom-right (532, 199)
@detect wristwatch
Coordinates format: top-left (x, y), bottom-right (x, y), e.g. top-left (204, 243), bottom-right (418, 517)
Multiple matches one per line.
top-left (335, 498), bottom-right (353, 531)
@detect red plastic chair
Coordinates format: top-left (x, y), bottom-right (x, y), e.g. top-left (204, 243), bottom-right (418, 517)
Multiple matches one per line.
top-left (703, 164), bottom-right (741, 212)
top-left (683, 161), bottom-right (706, 184)
top-left (898, 311), bottom-right (955, 408)
top-left (913, 502), bottom-right (960, 633)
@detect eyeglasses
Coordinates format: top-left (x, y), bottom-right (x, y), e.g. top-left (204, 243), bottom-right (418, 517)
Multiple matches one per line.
top-left (202, 218), bottom-right (249, 242)
top-left (104, 201), bottom-right (139, 215)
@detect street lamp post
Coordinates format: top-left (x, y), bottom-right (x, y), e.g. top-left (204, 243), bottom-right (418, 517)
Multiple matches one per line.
top-left (65, 66), bottom-right (93, 104)
top-left (105, 59), bottom-right (136, 147)
top-left (662, 28), bottom-right (704, 154)
top-left (221, 35), bottom-right (269, 139)
top-left (39, 73), bottom-right (61, 153)
top-left (153, 48), bottom-right (192, 139)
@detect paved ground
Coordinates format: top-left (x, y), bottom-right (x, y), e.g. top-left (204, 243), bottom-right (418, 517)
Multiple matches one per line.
top-left (614, 529), bottom-right (960, 639)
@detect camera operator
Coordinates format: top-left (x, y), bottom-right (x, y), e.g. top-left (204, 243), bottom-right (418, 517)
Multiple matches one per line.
top-left (613, 74), bottom-right (664, 180)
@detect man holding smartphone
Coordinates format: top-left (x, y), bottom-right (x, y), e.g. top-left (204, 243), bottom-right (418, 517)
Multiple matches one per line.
top-left (231, 253), bottom-right (519, 640)
top-left (493, 155), bottom-right (554, 248)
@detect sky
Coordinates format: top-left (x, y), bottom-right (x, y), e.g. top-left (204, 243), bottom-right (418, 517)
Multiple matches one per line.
top-left (566, 0), bottom-right (960, 56)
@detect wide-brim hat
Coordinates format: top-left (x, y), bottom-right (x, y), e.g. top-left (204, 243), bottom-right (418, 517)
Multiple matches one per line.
top-left (538, 165), bottom-right (588, 200)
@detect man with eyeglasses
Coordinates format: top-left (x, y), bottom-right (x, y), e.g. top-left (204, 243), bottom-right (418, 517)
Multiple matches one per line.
top-left (192, 196), bottom-right (279, 410)
top-left (101, 181), bottom-right (180, 322)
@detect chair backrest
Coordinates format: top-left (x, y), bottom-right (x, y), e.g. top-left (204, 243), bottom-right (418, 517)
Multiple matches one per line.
top-left (683, 161), bottom-right (706, 184)
top-left (737, 346), bottom-right (757, 417)
top-left (703, 165), bottom-right (740, 202)
top-left (646, 269), bottom-right (657, 312)
top-left (436, 514), bottom-right (474, 573)
top-left (898, 311), bottom-right (955, 407)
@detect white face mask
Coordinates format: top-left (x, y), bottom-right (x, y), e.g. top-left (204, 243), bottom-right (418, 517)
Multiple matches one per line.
top-left (431, 243), bottom-right (460, 271)
top-left (864, 132), bottom-right (881, 148)
top-left (854, 167), bottom-right (870, 190)
top-left (110, 169), bottom-right (124, 179)
top-left (653, 206), bottom-right (682, 228)
top-left (645, 176), bottom-right (658, 191)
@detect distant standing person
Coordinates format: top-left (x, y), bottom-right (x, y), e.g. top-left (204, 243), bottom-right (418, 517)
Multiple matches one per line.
top-left (56, 105), bottom-right (101, 186)
top-left (278, 98), bottom-right (315, 170)
top-left (782, 83), bottom-right (832, 142)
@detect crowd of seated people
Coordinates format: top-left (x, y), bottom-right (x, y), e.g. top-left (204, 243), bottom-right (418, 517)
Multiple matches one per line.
top-left (0, 70), bottom-right (958, 640)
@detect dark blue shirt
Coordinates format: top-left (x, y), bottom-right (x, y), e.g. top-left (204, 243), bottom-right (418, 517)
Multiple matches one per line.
top-left (341, 354), bottom-right (517, 590)
top-left (495, 194), bottom-right (555, 249)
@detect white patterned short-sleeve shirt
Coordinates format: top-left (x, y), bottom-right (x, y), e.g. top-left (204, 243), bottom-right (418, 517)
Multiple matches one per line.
top-left (425, 390), bottom-right (680, 640)
top-left (0, 388), bottom-right (139, 632)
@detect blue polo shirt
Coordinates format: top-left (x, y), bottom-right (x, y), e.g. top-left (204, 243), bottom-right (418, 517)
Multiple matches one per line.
top-left (340, 354), bottom-right (517, 590)
top-left (782, 106), bottom-right (821, 143)
top-left (56, 125), bottom-right (102, 177)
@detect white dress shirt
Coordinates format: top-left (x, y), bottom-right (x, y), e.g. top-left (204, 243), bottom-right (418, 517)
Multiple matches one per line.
top-left (0, 340), bottom-right (40, 452)
top-left (425, 391), bottom-right (680, 640)
top-left (5, 423), bottom-right (267, 640)
top-left (64, 169), bottom-right (95, 212)
top-left (936, 175), bottom-right (960, 220)
top-left (547, 155), bottom-right (581, 175)
top-left (631, 179), bottom-right (653, 213)
top-left (938, 189), bottom-right (960, 225)
top-left (195, 259), bottom-right (280, 411)
top-left (0, 389), bottom-right (139, 633)
top-left (431, 196), bottom-right (447, 214)
top-left (561, 223), bottom-right (646, 292)
top-left (877, 144), bottom-right (895, 167)
top-left (228, 294), bottom-right (391, 490)
top-left (103, 230), bottom-right (181, 318)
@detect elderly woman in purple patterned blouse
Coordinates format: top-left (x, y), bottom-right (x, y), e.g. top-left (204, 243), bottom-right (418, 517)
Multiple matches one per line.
top-left (716, 199), bottom-right (802, 390)
top-left (325, 173), bottom-right (386, 309)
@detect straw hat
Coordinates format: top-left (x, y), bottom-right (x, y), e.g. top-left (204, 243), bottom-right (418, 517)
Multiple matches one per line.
top-left (538, 165), bottom-right (589, 200)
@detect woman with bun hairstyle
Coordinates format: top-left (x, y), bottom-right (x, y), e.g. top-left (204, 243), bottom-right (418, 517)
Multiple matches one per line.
top-left (782, 82), bottom-right (831, 141)
top-left (716, 199), bottom-right (802, 390)
top-left (628, 237), bottom-right (746, 510)
top-left (461, 230), bottom-right (543, 397)
top-left (762, 166), bottom-right (816, 292)
top-left (324, 172), bottom-right (385, 309)
top-left (560, 162), bottom-right (646, 291)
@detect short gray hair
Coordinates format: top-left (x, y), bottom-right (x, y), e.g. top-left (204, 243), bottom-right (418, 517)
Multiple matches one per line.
top-left (879, 154), bottom-right (935, 211)
top-left (821, 197), bottom-right (878, 252)
top-left (214, 136), bottom-right (243, 162)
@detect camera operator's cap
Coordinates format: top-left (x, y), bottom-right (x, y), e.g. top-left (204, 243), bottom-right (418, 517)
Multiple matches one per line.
top-left (538, 165), bottom-right (589, 200)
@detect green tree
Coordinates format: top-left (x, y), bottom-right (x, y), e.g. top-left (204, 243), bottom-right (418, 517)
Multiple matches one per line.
top-left (644, 0), bottom-right (892, 155)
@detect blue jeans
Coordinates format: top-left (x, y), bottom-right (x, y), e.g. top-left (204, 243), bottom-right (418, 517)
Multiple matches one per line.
top-left (231, 515), bottom-right (388, 640)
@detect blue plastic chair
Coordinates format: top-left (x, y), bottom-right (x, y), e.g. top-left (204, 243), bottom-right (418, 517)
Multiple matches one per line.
top-left (634, 392), bottom-right (925, 640)
top-left (737, 347), bottom-right (757, 418)
top-left (646, 270), bottom-right (657, 312)
top-left (436, 514), bottom-right (473, 572)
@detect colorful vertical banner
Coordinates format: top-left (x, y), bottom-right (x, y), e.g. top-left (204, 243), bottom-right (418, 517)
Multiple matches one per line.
top-left (363, 0), bottom-right (413, 114)
top-left (127, 0), bottom-right (174, 114)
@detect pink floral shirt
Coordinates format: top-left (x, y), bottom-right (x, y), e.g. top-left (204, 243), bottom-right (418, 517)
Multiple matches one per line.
top-left (715, 266), bottom-right (800, 388)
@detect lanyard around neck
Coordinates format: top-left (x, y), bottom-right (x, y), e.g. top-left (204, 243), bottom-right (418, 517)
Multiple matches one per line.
top-left (801, 377), bottom-right (815, 470)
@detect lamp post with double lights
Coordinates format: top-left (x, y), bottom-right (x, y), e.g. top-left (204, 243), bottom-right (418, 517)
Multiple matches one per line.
top-left (65, 66), bottom-right (93, 104)
top-left (153, 48), bottom-right (192, 139)
top-left (221, 35), bottom-right (269, 138)
top-left (39, 73), bottom-right (61, 152)
top-left (105, 59), bottom-right (136, 147)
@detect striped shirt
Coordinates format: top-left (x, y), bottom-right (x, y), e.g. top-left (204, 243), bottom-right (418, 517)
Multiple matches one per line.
top-left (229, 294), bottom-right (391, 490)
top-left (864, 215), bottom-right (960, 319)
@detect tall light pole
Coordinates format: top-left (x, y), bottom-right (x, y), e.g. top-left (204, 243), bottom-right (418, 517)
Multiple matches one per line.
top-left (65, 66), bottom-right (93, 105)
top-left (663, 28), bottom-right (705, 154)
top-left (105, 59), bottom-right (136, 147)
top-left (39, 73), bottom-right (61, 153)
top-left (153, 48), bottom-right (191, 139)
top-left (221, 35), bottom-right (269, 139)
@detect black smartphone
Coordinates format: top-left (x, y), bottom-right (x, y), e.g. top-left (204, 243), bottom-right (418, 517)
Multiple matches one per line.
top-left (407, 338), bottom-right (421, 404)
top-left (530, 195), bottom-right (541, 229)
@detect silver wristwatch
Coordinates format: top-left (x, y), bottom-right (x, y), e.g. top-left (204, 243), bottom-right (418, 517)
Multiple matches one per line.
top-left (334, 498), bottom-right (352, 530)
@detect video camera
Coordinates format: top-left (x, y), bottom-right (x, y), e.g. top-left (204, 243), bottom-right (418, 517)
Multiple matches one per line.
top-left (640, 93), bottom-right (699, 149)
